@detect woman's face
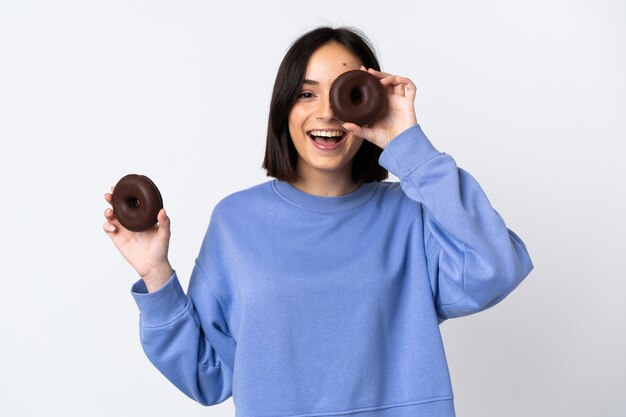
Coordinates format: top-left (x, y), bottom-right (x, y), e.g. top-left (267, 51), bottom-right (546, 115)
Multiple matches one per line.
top-left (288, 41), bottom-right (365, 182)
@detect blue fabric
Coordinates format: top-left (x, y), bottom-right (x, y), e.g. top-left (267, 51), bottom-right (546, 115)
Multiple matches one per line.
top-left (131, 124), bottom-right (534, 417)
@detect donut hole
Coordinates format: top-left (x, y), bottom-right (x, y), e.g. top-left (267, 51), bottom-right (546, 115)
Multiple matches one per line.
top-left (349, 87), bottom-right (363, 105)
top-left (127, 197), bottom-right (141, 209)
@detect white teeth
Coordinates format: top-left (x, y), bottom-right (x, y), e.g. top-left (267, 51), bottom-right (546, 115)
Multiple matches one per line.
top-left (309, 130), bottom-right (344, 137)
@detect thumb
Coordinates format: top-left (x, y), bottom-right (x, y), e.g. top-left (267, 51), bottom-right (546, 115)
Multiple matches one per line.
top-left (342, 122), bottom-right (375, 142)
top-left (157, 208), bottom-right (171, 236)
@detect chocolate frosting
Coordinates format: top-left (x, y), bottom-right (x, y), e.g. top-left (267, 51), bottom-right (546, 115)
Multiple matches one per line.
top-left (329, 70), bottom-right (386, 126)
top-left (111, 174), bottom-right (163, 232)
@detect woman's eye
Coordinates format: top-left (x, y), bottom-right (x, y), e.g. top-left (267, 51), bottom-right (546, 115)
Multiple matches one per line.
top-left (297, 92), bottom-right (314, 99)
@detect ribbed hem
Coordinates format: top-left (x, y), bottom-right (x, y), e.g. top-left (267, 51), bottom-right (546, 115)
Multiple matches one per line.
top-left (378, 124), bottom-right (444, 178)
top-left (238, 397), bottom-right (455, 417)
top-left (130, 271), bottom-right (190, 327)
top-left (272, 179), bottom-right (379, 212)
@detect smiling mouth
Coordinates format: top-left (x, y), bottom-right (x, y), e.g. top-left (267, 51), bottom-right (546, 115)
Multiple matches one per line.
top-left (306, 130), bottom-right (346, 145)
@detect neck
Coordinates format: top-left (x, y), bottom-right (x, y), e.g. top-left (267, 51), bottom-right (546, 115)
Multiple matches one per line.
top-left (290, 165), bottom-right (361, 197)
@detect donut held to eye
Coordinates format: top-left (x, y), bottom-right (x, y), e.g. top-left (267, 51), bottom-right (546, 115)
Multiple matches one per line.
top-left (329, 70), bottom-right (386, 126)
top-left (111, 174), bottom-right (163, 232)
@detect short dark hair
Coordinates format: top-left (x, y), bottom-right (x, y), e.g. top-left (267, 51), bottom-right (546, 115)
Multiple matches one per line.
top-left (261, 26), bottom-right (388, 183)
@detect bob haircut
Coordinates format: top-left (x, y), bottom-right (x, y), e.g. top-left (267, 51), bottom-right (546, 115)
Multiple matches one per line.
top-left (262, 26), bottom-right (389, 184)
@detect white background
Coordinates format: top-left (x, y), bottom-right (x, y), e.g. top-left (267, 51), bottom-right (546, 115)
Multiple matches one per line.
top-left (1, 1), bottom-right (624, 416)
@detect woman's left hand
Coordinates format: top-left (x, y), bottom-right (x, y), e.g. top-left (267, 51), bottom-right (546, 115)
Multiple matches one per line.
top-left (342, 66), bottom-right (418, 150)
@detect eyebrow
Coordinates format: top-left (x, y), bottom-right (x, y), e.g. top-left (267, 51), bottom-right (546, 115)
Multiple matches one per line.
top-left (302, 79), bottom-right (319, 85)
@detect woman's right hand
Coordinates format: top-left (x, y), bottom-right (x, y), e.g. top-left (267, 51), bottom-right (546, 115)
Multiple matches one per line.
top-left (103, 185), bottom-right (174, 292)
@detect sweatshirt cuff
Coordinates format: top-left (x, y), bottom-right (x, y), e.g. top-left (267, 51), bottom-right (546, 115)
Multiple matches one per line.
top-left (378, 124), bottom-right (444, 178)
top-left (130, 270), bottom-right (189, 326)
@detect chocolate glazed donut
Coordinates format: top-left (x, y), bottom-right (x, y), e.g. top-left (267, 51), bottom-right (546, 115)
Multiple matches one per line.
top-left (111, 174), bottom-right (163, 232)
top-left (329, 70), bottom-right (386, 126)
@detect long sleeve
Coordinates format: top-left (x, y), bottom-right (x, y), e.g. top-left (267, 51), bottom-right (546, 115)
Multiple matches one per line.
top-left (130, 264), bottom-right (234, 406)
top-left (378, 124), bottom-right (534, 322)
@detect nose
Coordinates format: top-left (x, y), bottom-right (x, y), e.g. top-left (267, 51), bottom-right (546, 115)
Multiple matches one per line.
top-left (316, 94), bottom-right (338, 122)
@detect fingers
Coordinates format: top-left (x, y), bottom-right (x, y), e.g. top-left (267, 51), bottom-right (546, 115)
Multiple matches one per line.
top-left (404, 81), bottom-right (417, 102)
top-left (342, 122), bottom-right (375, 142)
top-left (342, 122), bottom-right (363, 137)
top-left (103, 220), bottom-right (117, 234)
top-left (104, 207), bottom-right (115, 220)
top-left (103, 203), bottom-right (118, 233)
top-left (361, 66), bottom-right (390, 78)
top-left (104, 185), bottom-right (114, 203)
top-left (380, 75), bottom-right (416, 98)
top-left (361, 66), bottom-right (417, 100)
top-left (103, 185), bottom-right (117, 233)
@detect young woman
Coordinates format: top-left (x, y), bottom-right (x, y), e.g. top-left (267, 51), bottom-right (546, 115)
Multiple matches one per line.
top-left (103, 26), bottom-right (533, 417)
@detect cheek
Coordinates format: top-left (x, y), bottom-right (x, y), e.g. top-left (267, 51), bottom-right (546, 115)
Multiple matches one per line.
top-left (347, 135), bottom-right (365, 155)
top-left (347, 133), bottom-right (364, 146)
top-left (287, 108), bottom-right (298, 128)
top-left (288, 107), bottom-right (308, 139)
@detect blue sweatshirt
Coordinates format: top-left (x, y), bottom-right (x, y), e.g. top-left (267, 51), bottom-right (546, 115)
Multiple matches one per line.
top-left (131, 124), bottom-right (534, 417)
